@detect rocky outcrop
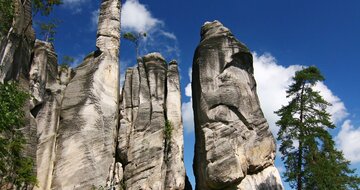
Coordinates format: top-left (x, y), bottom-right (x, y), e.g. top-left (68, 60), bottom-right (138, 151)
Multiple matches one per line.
top-left (0, 0), bottom-right (35, 83)
top-left (50, 0), bottom-right (121, 189)
top-left (118, 53), bottom-right (190, 189)
top-left (192, 20), bottom-right (283, 190)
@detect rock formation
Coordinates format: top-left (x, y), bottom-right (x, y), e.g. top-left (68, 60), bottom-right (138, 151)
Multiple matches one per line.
top-left (50, 0), bottom-right (121, 189)
top-left (118, 53), bottom-right (190, 190)
top-left (192, 21), bottom-right (283, 190)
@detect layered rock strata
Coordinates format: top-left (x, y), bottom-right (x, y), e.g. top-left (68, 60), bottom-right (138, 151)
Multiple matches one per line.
top-left (118, 53), bottom-right (190, 190)
top-left (192, 20), bottom-right (283, 190)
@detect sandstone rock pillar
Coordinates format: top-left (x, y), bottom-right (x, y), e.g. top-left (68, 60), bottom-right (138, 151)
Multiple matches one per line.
top-left (50, 0), bottom-right (121, 189)
top-left (192, 20), bottom-right (283, 190)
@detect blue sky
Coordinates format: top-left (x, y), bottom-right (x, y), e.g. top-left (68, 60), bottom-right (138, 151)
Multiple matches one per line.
top-left (35, 0), bottom-right (360, 189)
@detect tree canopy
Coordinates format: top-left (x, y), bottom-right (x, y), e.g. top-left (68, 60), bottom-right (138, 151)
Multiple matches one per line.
top-left (275, 66), bottom-right (360, 190)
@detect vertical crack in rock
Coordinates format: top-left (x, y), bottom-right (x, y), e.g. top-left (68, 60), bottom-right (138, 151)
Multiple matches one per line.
top-left (192, 20), bottom-right (284, 190)
top-left (118, 53), bottom-right (189, 190)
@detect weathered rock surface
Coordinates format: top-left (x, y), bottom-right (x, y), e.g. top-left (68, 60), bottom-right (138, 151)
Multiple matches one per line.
top-left (50, 0), bottom-right (121, 189)
top-left (118, 53), bottom-right (190, 190)
top-left (192, 20), bottom-right (283, 190)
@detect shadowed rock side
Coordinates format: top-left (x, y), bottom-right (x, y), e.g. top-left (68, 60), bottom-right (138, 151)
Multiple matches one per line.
top-left (50, 0), bottom-right (121, 189)
top-left (118, 53), bottom-right (191, 190)
top-left (192, 21), bottom-right (283, 190)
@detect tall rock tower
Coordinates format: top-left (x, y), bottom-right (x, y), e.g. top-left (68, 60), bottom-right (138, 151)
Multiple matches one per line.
top-left (118, 53), bottom-right (191, 189)
top-left (50, 0), bottom-right (121, 189)
top-left (192, 21), bottom-right (283, 190)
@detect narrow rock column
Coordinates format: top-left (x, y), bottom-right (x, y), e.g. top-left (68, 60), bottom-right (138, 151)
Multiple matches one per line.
top-left (165, 60), bottom-right (186, 189)
top-left (192, 21), bottom-right (283, 190)
top-left (118, 53), bottom-right (188, 189)
top-left (29, 40), bottom-right (73, 190)
top-left (51, 0), bottom-right (121, 189)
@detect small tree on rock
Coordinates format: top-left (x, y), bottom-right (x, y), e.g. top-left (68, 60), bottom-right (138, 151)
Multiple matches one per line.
top-left (122, 32), bottom-right (147, 59)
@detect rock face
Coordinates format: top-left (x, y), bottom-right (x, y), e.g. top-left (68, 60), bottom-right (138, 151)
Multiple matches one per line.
top-left (50, 0), bottom-right (121, 189)
top-left (192, 21), bottom-right (283, 190)
top-left (118, 53), bottom-right (190, 190)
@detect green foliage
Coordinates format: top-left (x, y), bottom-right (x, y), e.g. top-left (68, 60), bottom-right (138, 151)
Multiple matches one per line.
top-left (60, 55), bottom-right (74, 69)
top-left (32, 0), bottom-right (62, 16)
top-left (0, 0), bottom-right (14, 35)
top-left (37, 19), bottom-right (61, 42)
top-left (122, 31), bottom-right (147, 58)
top-left (0, 82), bottom-right (37, 188)
top-left (275, 66), bottom-right (360, 190)
top-left (164, 119), bottom-right (173, 141)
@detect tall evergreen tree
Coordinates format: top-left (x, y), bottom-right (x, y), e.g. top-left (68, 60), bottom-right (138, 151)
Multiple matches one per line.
top-left (275, 66), bottom-right (360, 190)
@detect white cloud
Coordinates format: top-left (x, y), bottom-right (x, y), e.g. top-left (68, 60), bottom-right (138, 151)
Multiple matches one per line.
top-left (119, 0), bottom-right (179, 61)
top-left (253, 52), bottom-right (348, 136)
top-left (336, 120), bottom-right (360, 163)
top-left (182, 100), bottom-right (194, 133)
top-left (253, 52), bottom-right (302, 135)
top-left (314, 82), bottom-right (348, 123)
top-left (182, 67), bottom-right (194, 133)
top-left (121, 0), bottom-right (162, 33)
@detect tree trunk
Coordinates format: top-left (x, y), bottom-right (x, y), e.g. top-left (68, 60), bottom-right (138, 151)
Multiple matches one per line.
top-left (297, 82), bottom-right (306, 190)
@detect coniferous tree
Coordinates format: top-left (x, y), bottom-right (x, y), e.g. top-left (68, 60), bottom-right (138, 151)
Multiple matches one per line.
top-left (275, 66), bottom-right (360, 190)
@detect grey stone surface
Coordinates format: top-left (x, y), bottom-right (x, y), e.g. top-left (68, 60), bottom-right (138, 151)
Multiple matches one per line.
top-left (192, 20), bottom-right (283, 190)
top-left (118, 53), bottom-right (189, 190)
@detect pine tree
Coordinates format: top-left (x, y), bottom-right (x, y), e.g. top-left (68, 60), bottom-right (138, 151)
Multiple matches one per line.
top-left (275, 66), bottom-right (360, 190)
